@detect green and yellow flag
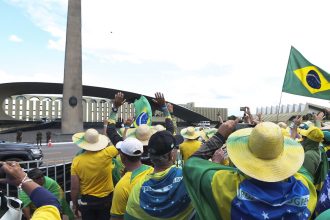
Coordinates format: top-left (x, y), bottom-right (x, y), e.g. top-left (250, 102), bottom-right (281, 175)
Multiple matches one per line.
top-left (282, 46), bottom-right (330, 100)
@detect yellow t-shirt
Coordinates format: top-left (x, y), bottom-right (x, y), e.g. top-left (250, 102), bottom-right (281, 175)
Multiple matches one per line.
top-left (71, 145), bottom-right (118, 197)
top-left (110, 164), bottom-right (153, 217)
top-left (179, 140), bottom-right (202, 161)
top-left (31, 205), bottom-right (61, 220)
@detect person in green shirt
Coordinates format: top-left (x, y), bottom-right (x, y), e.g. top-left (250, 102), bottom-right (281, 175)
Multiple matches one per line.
top-left (18, 168), bottom-right (73, 220)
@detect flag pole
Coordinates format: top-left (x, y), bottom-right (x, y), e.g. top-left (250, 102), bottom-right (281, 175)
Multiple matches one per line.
top-left (276, 92), bottom-right (283, 123)
top-left (277, 46), bottom-right (293, 123)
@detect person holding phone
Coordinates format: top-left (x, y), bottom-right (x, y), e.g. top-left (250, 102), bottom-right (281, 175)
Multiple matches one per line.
top-left (0, 161), bottom-right (61, 220)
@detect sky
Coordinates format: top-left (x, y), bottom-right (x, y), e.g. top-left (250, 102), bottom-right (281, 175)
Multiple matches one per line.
top-left (1, 0), bottom-right (330, 116)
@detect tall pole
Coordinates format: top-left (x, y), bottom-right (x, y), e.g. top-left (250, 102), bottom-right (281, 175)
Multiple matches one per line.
top-left (61, 0), bottom-right (83, 133)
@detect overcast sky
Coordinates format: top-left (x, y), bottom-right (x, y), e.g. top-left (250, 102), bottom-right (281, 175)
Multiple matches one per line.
top-left (1, 0), bottom-right (330, 115)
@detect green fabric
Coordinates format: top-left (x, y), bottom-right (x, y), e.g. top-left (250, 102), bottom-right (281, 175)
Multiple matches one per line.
top-left (301, 138), bottom-right (321, 177)
top-left (130, 164), bottom-right (150, 181)
top-left (314, 147), bottom-right (329, 192)
top-left (298, 166), bottom-right (314, 183)
top-left (183, 157), bottom-right (237, 220)
top-left (303, 150), bottom-right (321, 177)
top-left (315, 209), bottom-right (330, 220)
top-left (112, 157), bottom-right (124, 185)
top-left (18, 176), bottom-right (74, 220)
top-left (282, 46), bottom-right (330, 100)
top-left (133, 96), bottom-right (152, 127)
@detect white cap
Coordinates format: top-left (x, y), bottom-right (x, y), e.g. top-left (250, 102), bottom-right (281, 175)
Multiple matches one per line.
top-left (116, 138), bottom-right (143, 156)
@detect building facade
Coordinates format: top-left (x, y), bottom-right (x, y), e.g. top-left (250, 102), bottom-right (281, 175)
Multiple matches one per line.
top-left (3, 95), bottom-right (227, 123)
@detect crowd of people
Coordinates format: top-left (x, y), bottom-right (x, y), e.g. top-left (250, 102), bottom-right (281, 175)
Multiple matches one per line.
top-left (2, 92), bottom-right (330, 219)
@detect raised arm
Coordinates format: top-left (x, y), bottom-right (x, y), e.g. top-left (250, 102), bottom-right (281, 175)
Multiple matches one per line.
top-left (107, 92), bottom-right (126, 146)
top-left (193, 119), bottom-right (238, 160)
top-left (153, 92), bottom-right (174, 134)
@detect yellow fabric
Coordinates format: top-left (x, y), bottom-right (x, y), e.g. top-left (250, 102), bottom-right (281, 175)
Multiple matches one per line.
top-left (179, 140), bottom-right (202, 161)
top-left (211, 170), bottom-right (246, 220)
top-left (294, 66), bottom-right (330, 94)
top-left (71, 145), bottom-right (118, 197)
top-left (111, 166), bottom-right (153, 216)
top-left (294, 173), bottom-right (318, 212)
top-left (299, 126), bottom-right (324, 142)
top-left (31, 205), bottom-right (61, 220)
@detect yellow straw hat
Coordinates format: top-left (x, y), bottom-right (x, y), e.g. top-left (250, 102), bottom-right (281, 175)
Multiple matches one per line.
top-left (226, 122), bottom-right (304, 182)
top-left (72, 128), bottom-right (109, 151)
top-left (180, 126), bottom-right (200, 140)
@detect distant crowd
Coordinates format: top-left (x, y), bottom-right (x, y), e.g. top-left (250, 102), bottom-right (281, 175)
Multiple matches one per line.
top-left (2, 91), bottom-right (330, 219)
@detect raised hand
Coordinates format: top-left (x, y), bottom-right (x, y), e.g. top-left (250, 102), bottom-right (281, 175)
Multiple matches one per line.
top-left (152, 92), bottom-right (166, 106)
top-left (0, 161), bottom-right (26, 187)
top-left (293, 115), bottom-right (303, 126)
top-left (314, 111), bottom-right (325, 121)
top-left (124, 118), bottom-right (134, 128)
top-left (217, 119), bottom-right (239, 139)
top-left (114, 92), bottom-right (126, 108)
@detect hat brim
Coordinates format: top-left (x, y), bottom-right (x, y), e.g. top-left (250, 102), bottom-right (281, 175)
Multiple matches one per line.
top-left (226, 128), bottom-right (304, 182)
top-left (299, 129), bottom-right (309, 137)
top-left (72, 132), bottom-right (109, 151)
top-left (180, 129), bottom-right (201, 140)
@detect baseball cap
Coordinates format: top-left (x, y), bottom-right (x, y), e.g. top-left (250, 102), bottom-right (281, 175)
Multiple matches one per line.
top-left (148, 131), bottom-right (184, 156)
top-left (116, 138), bottom-right (143, 156)
top-left (299, 126), bottom-right (324, 142)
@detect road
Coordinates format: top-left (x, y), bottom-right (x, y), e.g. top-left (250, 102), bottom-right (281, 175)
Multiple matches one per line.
top-left (41, 142), bottom-right (80, 164)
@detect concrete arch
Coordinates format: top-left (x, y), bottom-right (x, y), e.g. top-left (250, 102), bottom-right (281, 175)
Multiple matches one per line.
top-left (0, 82), bottom-right (209, 122)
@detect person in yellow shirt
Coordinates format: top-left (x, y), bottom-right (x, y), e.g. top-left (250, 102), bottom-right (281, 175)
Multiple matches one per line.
top-left (179, 126), bottom-right (202, 161)
top-left (110, 138), bottom-right (153, 220)
top-left (71, 128), bottom-right (119, 220)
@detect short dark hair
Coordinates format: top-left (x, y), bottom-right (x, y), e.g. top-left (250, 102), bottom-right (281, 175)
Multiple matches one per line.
top-left (121, 152), bottom-right (141, 162)
top-left (27, 168), bottom-right (44, 180)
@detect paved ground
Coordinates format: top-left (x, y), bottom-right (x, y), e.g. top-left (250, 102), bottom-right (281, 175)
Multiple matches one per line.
top-left (0, 128), bottom-right (104, 144)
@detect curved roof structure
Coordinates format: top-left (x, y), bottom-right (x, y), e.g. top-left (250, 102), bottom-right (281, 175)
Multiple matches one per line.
top-left (0, 82), bottom-right (209, 122)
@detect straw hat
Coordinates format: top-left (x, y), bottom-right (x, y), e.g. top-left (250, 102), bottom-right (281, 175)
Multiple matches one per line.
top-left (277, 122), bottom-right (287, 129)
top-left (134, 124), bottom-right (154, 145)
top-left (72, 128), bottom-right (109, 151)
top-left (226, 122), bottom-right (304, 182)
top-left (299, 126), bottom-right (324, 142)
top-left (180, 126), bottom-right (201, 140)
top-left (154, 124), bottom-right (166, 132)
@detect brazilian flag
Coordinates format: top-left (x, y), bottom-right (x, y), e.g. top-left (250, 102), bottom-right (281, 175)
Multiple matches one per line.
top-left (133, 96), bottom-right (152, 127)
top-left (282, 46), bottom-right (330, 100)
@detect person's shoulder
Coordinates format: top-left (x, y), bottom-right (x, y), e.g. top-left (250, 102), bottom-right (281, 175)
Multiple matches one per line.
top-left (32, 205), bottom-right (61, 220)
top-left (305, 149), bottom-right (321, 161)
top-left (115, 172), bottom-right (132, 190)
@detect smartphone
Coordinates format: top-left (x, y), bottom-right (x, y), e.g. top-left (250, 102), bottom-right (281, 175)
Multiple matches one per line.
top-left (240, 107), bottom-right (246, 111)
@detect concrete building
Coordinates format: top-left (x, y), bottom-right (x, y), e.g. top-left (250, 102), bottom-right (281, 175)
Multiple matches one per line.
top-left (256, 103), bottom-right (330, 123)
top-left (3, 95), bottom-right (227, 123)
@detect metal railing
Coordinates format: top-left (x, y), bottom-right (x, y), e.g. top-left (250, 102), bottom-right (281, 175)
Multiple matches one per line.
top-left (0, 160), bottom-right (72, 200)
